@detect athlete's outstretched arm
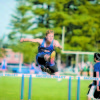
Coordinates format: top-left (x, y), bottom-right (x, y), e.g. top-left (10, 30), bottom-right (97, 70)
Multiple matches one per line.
top-left (54, 40), bottom-right (62, 49)
top-left (20, 38), bottom-right (42, 44)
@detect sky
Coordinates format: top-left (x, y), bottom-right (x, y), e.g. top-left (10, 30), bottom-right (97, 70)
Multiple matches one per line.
top-left (0, 0), bottom-right (16, 39)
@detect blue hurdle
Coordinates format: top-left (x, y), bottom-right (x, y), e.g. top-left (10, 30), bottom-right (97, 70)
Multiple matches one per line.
top-left (20, 74), bottom-right (24, 100)
top-left (28, 75), bottom-right (32, 100)
top-left (20, 74), bottom-right (32, 100)
top-left (1, 73), bottom-right (99, 100)
top-left (68, 76), bottom-right (72, 100)
top-left (68, 76), bottom-right (81, 100)
top-left (20, 74), bottom-right (81, 100)
top-left (77, 77), bottom-right (80, 100)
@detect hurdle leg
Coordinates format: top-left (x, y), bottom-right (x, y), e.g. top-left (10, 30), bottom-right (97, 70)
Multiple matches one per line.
top-left (77, 77), bottom-right (80, 100)
top-left (28, 74), bottom-right (32, 100)
top-left (68, 77), bottom-right (71, 100)
top-left (21, 74), bottom-right (24, 100)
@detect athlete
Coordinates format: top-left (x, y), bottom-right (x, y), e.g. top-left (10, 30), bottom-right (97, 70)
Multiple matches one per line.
top-left (20, 30), bottom-right (62, 75)
top-left (87, 53), bottom-right (100, 100)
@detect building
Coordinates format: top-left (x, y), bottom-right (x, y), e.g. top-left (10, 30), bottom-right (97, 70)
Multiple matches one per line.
top-left (0, 48), bottom-right (23, 65)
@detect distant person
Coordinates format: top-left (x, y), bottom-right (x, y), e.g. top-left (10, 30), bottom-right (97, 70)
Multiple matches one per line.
top-left (87, 53), bottom-right (100, 100)
top-left (83, 62), bottom-right (88, 76)
top-left (1, 59), bottom-right (7, 72)
top-left (78, 62), bottom-right (84, 76)
top-left (20, 30), bottom-right (62, 76)
top-left (30, 63), bottom-right (35, 74)
top-left (86, 61), bottom-right (93, 76)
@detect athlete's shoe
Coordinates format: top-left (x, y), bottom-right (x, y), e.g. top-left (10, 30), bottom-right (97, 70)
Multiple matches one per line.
top-left (41, 65), bottom-right (52, 74)
top-left (46, 68), bottom-right (52, 74)
top-left (41, 65), bottom-right (46, 72)
top-left (50, 51), bottom-right (56, 64)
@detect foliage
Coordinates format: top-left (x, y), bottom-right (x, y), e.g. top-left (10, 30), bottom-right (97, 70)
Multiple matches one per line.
top-left (8, 0), bottom-right (100, 63)
top-left (9, 42), bottom-right (38, 63)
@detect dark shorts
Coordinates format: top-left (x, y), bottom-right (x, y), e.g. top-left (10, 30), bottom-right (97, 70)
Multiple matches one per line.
top-left (36, 54), bottom-right (58, 73)
top-left (87, 84), bottom-right (100, 99)
top-left (94, 87), bottom-right (100, 99)
top-left (37, 55), bottom-right (46, 65)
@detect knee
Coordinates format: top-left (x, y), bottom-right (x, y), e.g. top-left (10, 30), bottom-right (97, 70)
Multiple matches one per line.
top-left (44, 54), bottom-right (50, 62)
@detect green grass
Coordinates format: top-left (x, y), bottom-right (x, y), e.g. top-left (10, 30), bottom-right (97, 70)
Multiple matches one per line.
top-left (0, 76), bottom-right (92, 100)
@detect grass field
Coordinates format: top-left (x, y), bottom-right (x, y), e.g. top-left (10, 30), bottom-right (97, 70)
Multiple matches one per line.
top-left (0, 76), bottom-right (92, 100)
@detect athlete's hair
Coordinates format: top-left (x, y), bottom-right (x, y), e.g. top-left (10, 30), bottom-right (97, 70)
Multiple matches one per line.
top-left (94, 53), bottom-right (100, 61)
top-left (46, 30), bottom-right (54, 36)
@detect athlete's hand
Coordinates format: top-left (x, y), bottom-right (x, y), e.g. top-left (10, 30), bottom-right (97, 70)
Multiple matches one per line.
top-left (54, 40), bottom-right (62, 49)
top-left (97, 86), bottom-right (100, 91)
top-left (20, 38), bottom-right (28, 42)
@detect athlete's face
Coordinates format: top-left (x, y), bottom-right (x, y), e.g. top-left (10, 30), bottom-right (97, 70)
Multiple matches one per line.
top-left (46, 33), bottom-right (54, 43)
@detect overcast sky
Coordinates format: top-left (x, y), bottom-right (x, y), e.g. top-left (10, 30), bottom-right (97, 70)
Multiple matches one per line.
top-left (0, 0), bottom-right (16, 39)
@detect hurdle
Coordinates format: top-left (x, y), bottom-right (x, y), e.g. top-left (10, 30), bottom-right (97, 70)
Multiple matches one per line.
top-left (67, 76), bottom-right (80, 100)
top-left (20, 74), bottom-right (24, 100)
top-left (28, 74), bottom-right (32, 100)
top-left (20, 74), bottom-right (32, 100)
top-left (0, 73), bottom-right (81, 100)
top-left (68, 76), bottom-right (72, 100)
top-left (20, 75), bottom-right (80, 100)
top-left (77, 77), bottom-right (80, 100)
top-left (1, 73), bottom-right (99, 100)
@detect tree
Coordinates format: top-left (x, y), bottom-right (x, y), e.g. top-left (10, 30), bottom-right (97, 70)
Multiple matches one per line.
top-left (25, 0), bottom-right (100, 52)
top-left (63, 0), bottom-right (100, 52)
top-left (0, 35), bottom-right (6, 57)
top-left (8, 0), bottom-right (38, 63)
top-left (9, 0), bottom-right (100, 63)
